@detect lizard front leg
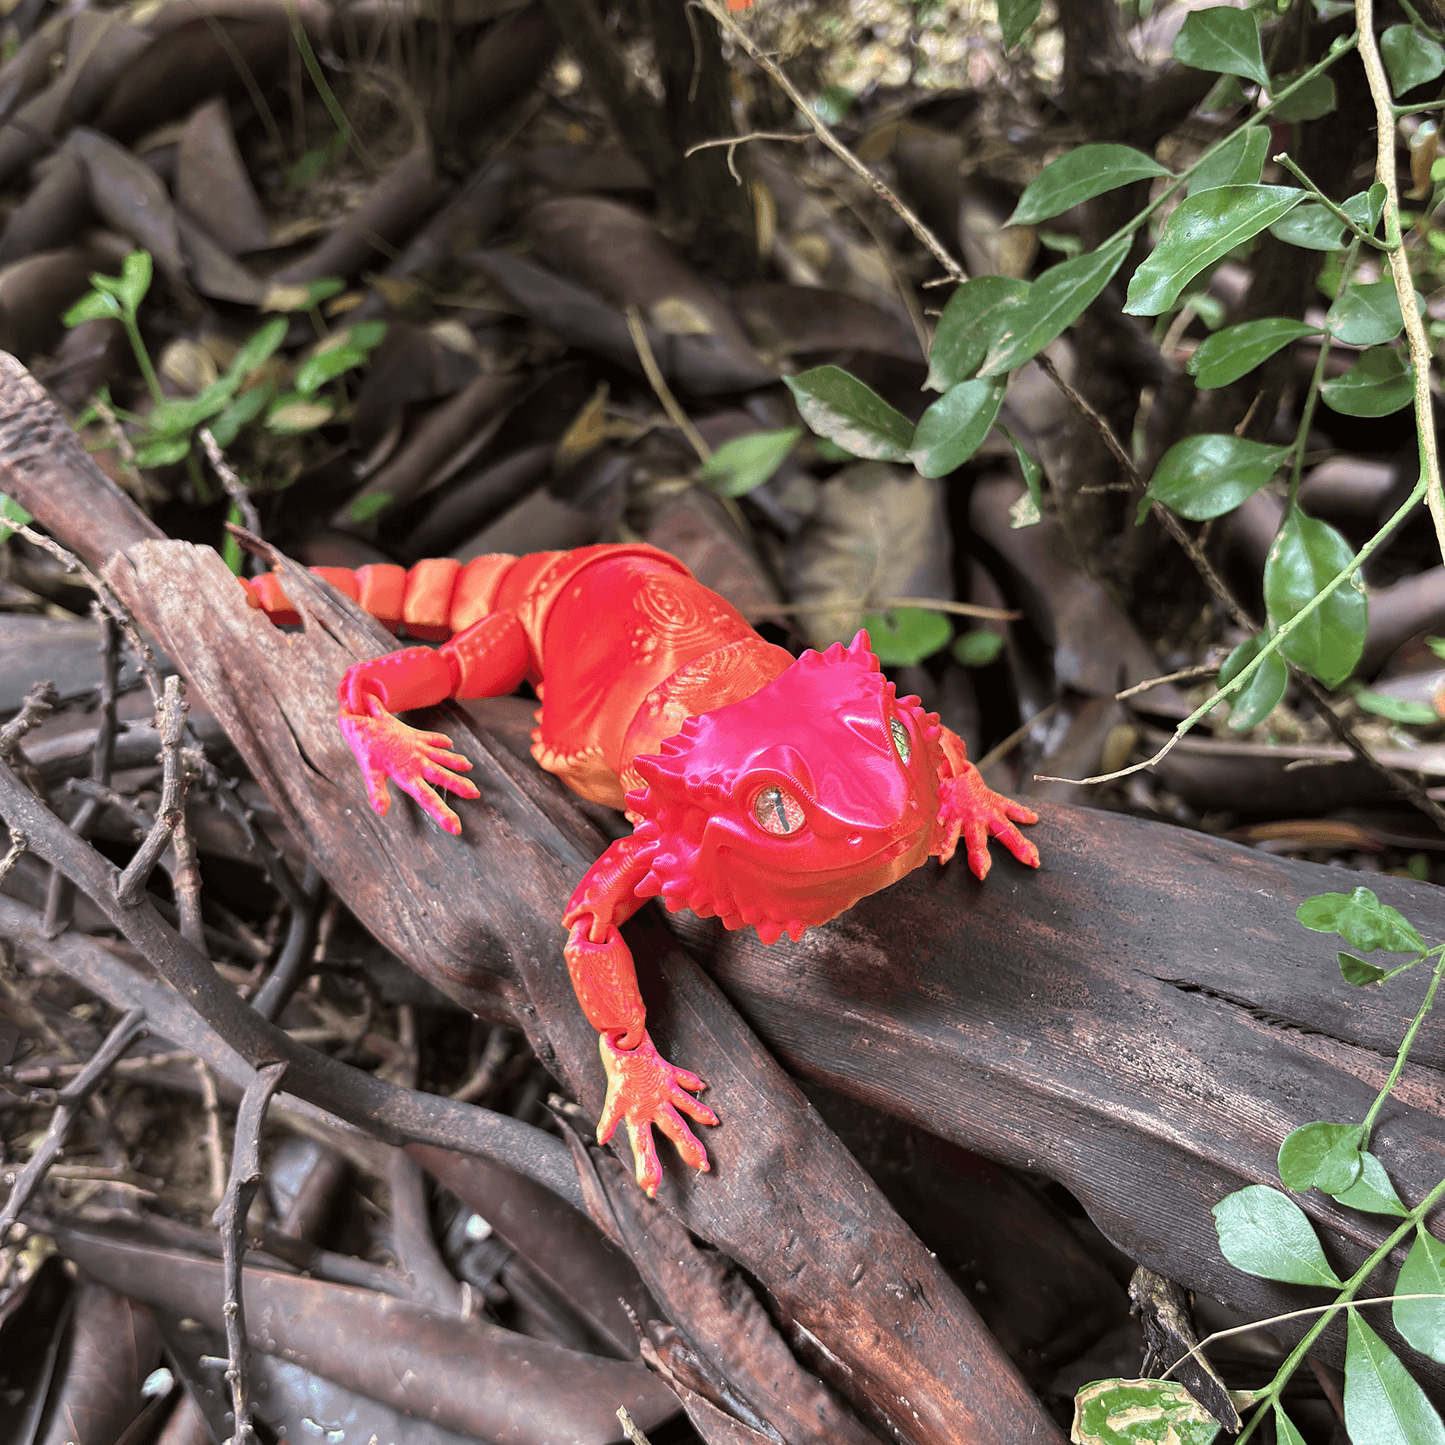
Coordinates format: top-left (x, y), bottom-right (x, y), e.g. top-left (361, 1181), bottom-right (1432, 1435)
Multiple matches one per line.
top-left (563, 836), bottom-right (718, 1196)
top-left (933, 726), bottom-right (1040, 878)
top-left (335, 612), bottom-right (531, 833)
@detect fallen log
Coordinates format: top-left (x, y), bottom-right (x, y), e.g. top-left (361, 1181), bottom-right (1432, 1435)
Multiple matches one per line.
top-left (0, 351), bottom-right (1062, 1445)
top-left (1, 350), bottom-right (1442, 1414)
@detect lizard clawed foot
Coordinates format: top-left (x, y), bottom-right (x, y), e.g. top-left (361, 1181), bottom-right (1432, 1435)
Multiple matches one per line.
top-left (938, 764), bottom-right (1040, 879)
top-left (338, 698), bottom-right (481, 834)
top-left (597, 1029), bottom-right (718, 1197)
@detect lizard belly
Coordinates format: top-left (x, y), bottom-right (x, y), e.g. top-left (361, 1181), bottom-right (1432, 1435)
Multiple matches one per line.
top-left (532, 556), bottom-right (763, 807)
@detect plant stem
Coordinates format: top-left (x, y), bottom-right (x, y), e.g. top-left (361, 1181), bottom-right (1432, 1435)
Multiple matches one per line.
top-left (1289, 239), bottom-right (1358, 508)
top-left (1234, 1170), bottom-right (1445, 1443)
top-left (1357, 0), bottom-right (1445, 561)
top-left (1360, 948), bottom-right (1445, 1137)
top-left (123, 314), bottom-right (163, 406)
top-left (1274, 155), bottom-right (1388, 248)
top-left (1097, 35), bottom-right (1361, 257)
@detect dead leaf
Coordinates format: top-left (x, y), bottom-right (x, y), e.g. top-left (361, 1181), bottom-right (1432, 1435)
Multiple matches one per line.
top-left (175, 98), bottom-right (268, 254)
top-left (69, 128), bottom-right (187, 287)
top-left (785, 461), bottom-right (952, 648)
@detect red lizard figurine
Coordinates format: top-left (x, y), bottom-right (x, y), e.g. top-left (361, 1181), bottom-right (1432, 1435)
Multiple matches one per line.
top-left (243, 544), bottom-right (1040, 1194)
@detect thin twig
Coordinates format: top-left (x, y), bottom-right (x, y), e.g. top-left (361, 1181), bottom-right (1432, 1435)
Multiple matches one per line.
top-left (623, 306), bottom-right (712, 462)
top-left (1358, 0), bottom-right (1445, 560)
top-left (199, 430), bottom-right (261, 535)
top-left (683, 129), bottom-right (808, 184)
top-left (1117, 664), bottom-right (1221, 700)
top-left (196, 1058), bottom-right (227, 1206)
top-left (772, 596), bottom-right (1021, 621)
top-left (695, 0), bottom-right (966, 282)
top-left (449, 1025), bottom-right (512, 1104)
top-left (0, 831), bottom-right (25, 887)
top-left (114, 676), bottom-right (189, 907)
top-left (0, 1006), bottom-right (147, 1245)
top-left (976, 699), bottom-right (1060, 773)
top-left (0, 681), bottom-right (56, 762)
top-left (616, 1406), bottom-right (654, 1445)
top-left (215, 1059), bottom-right (288, 1445)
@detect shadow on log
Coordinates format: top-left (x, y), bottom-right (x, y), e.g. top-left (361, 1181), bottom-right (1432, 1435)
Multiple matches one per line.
top-left (0, 350), bottom-right (1442, 1416)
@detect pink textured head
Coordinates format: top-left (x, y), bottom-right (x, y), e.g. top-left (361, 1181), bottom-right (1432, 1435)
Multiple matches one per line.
top-left (628, 631), bottom-right (948, 943)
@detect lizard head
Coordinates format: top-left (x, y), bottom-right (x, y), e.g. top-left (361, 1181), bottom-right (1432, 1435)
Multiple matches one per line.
top-left (628, 631), bottom-right (949, 943)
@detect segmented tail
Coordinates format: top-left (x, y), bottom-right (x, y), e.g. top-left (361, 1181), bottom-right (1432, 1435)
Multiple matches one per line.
top-left (241, 554), bottom-right (528, 640)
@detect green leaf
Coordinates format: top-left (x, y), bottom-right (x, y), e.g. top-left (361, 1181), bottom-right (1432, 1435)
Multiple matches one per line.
top-left (998, 422), bottom-right (1043, 515)
top-left (1071, 1378), bottom-right (1222, 1445)
top-left (700, 427), bottom-right (801, 497)
top-left (1263, 509), bottom-right (1367, 688)
top-left (1200, 73), bottom-right (1249, 111)
top-left (1269, 72), bottom-right (1337, 123)
top-left (1218, 633), bottom-right (1288, 731)
top-left (0, 491), bottom-right (33, 542)
top-left (265, 393), bottom-right (335, 433)
top-left (979, 233), bottom-right (1131, 376)
top-left (1332, 1150), bottom-right (1408, 1215)
top-left (1296, 886), bottom-right (1425, 954)
top-left (1141, 434), bottom-right (1291, 521)
top-left (927, 276), bottom-right (1030, 389)
top-left (349, 491), bottom-right (391, 523)
top-left (208, 383), bottom-right (275, 448)
top-left (118, 249), bottom-right (153, 314)
top-left (861, 608), bottom-right (953, 665)
top-left (908, 377), bottom-right (1005, 477)
top-left (1353, 689), bottom-right (1441, 725)
top-left (1269, 203), bottom-right (1349, 252)
top-left (1339, 951), bottom-right (1389, 986)
top-left (133, 436), bottom-right (193, 469)
top-left (785, 366), bottom-right (915, 462)
top-left (955, 629), bottom-right (1005, 666)
top-left (1188, 318), bottom-right (1320, 388)
top-left (1274, 1407), bottom-right (1308, 1445)
top-left (1345, 1312), bottom-right (1445, 1445)
top-left (1213, 1185), bottom-right (1343, 1287)
top-left (227, 317), bottom-right (290, 383)
top-left (1358, 183), bottom-right (1389, 232)
top-left (222, 502), bottom-right (244, 575)
top-left (1125, 186), bottom-right (1304, 316)
top-left (288, 130), bottom-right (345, 189)
top-left (1382, 24), bottom-right (1445, 96)
top-left (997, 0), bottom-right (1041, 50)
top-left (295, 342), bottom-right (369, 394)
top-left (63, 290), bottom-right (122, 326)
top-left (1395, 1229), bottom-right (1445, 1361)
top-left (1173, 7), bottom-right (1269, 88)
top-left (1328, 282), bottom-right (1405, 345)
top-left (1321, 347), bottom-right (1415, 418)
top-left (1188, 126), bottom-right (1269, 194)
top-left (348, 320), bottom-right (388, 353)
top-left (1278, 1121), bottom-right (1364, 1195)
top-left (1009, 144), bottom-right (1170, 227)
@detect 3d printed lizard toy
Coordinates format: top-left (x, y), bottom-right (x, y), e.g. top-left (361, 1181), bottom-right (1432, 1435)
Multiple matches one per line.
top-left (243, 543), bottom-right (1040, 1194)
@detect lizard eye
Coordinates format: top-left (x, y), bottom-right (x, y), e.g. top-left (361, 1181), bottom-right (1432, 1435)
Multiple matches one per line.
top-left (754, 786), bottom-right (805, 835)
top-left (889, 717), bottom-right (911, 765)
